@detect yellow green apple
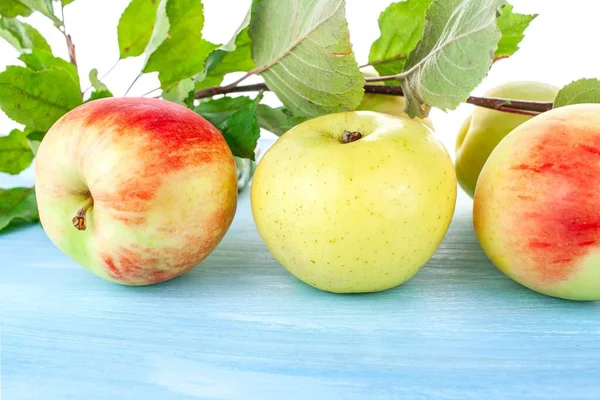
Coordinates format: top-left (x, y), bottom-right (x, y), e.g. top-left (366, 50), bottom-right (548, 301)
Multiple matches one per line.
top-left (35, 97), bottom-right (238, 285)
top-left (251, 111), bottom-right (457, 293)
top-left (474, 103), bottom-right (600, 301)
top-left (455, 81), bottom-right (559, 197)
top-left (357, 66), bottom-right (434, 130)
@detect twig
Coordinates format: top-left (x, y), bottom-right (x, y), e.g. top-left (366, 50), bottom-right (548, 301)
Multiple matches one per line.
top-left (124, 73), bottom-right (142, 96)
top-left (141, 87), bottom-right (162, 97)
top-left (59, 3), bottom-right (77, 68)
top-left (194, 82), bottom-right (554, 115)
top-left (100, 59), bottom-right (120, 80)
top-left (194, 83), bottom-right (268, 99)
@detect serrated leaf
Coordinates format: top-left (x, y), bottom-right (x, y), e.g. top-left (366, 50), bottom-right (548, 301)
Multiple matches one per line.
top-left (143, 0), bottom-right (217, 89)
top-left (0, 66), bottom-right (82, 132)
top-left (117, 0), bottom-right (159, 59)
top-left (88, 68), bottom-right (109, 91)
top-left (255, 104), bottom-right (306, 136)
top-left (194, 95), bottom-right (260, 160)
top-left (495, 4), bottom-right (536, 60)
top-left (553, 78), bottom-right (600, 108)
top-left (0, 129), bottom-right (34, 175)
top-left (0, 1), bottom-right (33, 18)
top-left (401, 0), bottom-right (505, 118)
top-left (195, 11), bottom-right (255, 90)
top-left (0, 187), bottom-right (38, 232)
top-left (368, 0), bottom-right (432, 81)
top-left (86, 89), bottom-right (113, 102)
top-left (0, 17), bottom-right (52, 54)
top-left (162, 78), bottom-right (194, 104)
top-left (249, 0), bottom-right (363, 118)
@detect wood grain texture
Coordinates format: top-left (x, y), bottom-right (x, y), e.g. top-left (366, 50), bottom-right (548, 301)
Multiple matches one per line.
top-left (1, 189), bottom-right (599, 400)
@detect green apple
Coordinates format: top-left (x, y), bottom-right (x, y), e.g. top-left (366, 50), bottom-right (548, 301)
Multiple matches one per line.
top-left (251, 111), bottom-right (457, 293)
top-left (35, 97), bottom-right (238, 285)
top-left (357, 66), bottom-right (434, 130)
top-left (455, 81), bottom-right (559, 197)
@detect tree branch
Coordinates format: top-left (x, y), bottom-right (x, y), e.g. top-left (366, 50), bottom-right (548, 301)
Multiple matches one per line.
top-left (194, 82), bottom-right (553, 116)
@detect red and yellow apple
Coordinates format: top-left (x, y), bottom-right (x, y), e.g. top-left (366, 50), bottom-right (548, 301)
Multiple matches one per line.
top-left (474, 103), bottom-right (600, 300)
top-left (34, 97), bottom-right (238, 285)
top-left (251, 111), bottom-right (456, 293)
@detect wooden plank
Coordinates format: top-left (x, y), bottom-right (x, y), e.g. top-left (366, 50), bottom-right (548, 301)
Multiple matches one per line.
top-left (1, 190), bottom-right (599, 400)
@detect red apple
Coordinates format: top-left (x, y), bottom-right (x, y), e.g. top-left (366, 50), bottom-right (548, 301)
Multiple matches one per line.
top-left (34, 97), bottom-right (238, 285)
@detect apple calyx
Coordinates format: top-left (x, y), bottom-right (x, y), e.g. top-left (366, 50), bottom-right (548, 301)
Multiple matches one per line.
top-left (72, 195), bottom-right (94, 231)
top-left (341, 130), bottom-right (362, 144)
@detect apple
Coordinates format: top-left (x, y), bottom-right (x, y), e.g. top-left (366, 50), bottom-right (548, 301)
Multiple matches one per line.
top-left (34, 97), bottom-right (238, 285)
top-left (455, 81), bottom-right (559, 197)
top-left (251, 111), bottom-right (457, 293)
top-left (474, 103), bottom-right (600, 301)
top-left (357, 66), bottom-right (434, 130)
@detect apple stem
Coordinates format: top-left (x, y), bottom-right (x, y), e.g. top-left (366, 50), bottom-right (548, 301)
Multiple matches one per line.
top-left (341, 130), bottom-right (362, 144)
top-left (72, 196), bottom-right (94, 231)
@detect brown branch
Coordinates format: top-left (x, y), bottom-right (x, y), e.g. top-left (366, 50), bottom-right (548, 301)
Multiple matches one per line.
top-left (194, 83), bottom-right (269, 99)
top-left (194, 82), bottom-right (554, 116)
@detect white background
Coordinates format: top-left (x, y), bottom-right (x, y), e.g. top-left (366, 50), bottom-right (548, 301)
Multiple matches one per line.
top-left (1, 0), bottom-right (599, 185)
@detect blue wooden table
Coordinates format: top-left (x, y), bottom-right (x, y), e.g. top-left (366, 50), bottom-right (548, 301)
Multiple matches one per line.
top-left (1, 179), bottom-right (599, 399)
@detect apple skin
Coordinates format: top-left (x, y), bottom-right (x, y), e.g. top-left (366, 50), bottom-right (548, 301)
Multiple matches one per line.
top-left (474, 104), bottom-right (600, 301)
top-left (251, 111), bottom-right (457, 293)
top-left (356, 66), bottom-right (434, 130)
top-left (34, 97), bottom-right (238, 285)
top-left (455, 81), bottom-right (559, 197)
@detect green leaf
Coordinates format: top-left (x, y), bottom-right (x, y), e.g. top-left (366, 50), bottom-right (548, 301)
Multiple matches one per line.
top-left (0, 187), bottom-right (38, 232)
top-left (88, 68), bottom-right (109, 92)
top-left (19, 49), bottom-right (80, 92)
top-left (194, 96), bottom-right (253, 128)
top-left (17, 0), bottom-right (58, 24)
top-left (162, 78), bottom-right (194, 104)
top-left (0, 1), bottom-right (32, 18)
top-left (19, 50), bottom-right (80, 88)
top-left (219, 98), bottom-right (261, 160)
top-left (495, 4), bottom-right (536, 60)
top-left (195, 11), bottom-right (255, 90)
top-left (255, 104), bottom-right (306, 136)
top-left (401, 0), bottom-right (505, 118)
top-left (143, 0), bottom-right (217, 89)
top-left (0, 129), bottom-right (34, 175)
top-left (62, 0), bottom-right (75, 6)
top-left (117, 0), bottom-right (160, 59)
top-left (26, 130), bottom-right (44, 155)
top-left (0, 66), bottom-right (82, 132)
top-left (87, 89), bottom-right (113, 102)
top-left (20, 50), bottom-right (67, 72)
top-left (249, 0), bottom-right (363, 118)
top-left (0, 17), bottom-right (52, 54)
top-left (194, 95), bottom-right (261, 160)
top-left (368, 0), bottom-right (432, 80)
top-left (553, 78), bottom-right (600, 108)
